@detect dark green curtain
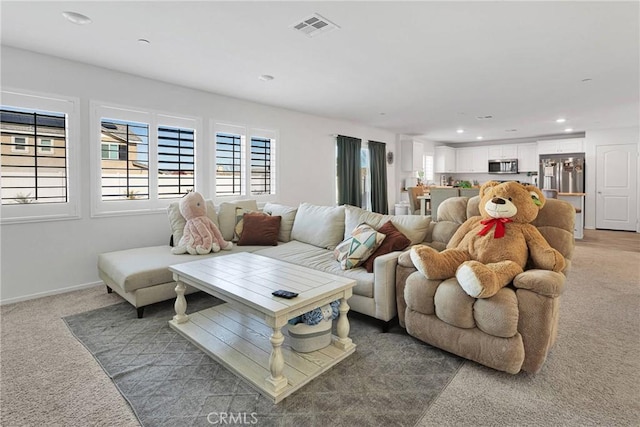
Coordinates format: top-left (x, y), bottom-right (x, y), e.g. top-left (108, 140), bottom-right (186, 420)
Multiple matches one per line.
top-left (369, 140), bottom-right (388, 214)
top-left (336, 135), bottom-right (362, 207)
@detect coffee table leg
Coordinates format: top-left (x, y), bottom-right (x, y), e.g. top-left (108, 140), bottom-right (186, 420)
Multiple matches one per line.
top-left (173, 281), bottom-right (189, 324)
top-left (334, 297), bottom-right (354, 350)
top-left (266, 327), bottom-right (288, 393)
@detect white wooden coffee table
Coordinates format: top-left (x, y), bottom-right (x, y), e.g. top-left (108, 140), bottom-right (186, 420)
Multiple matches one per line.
top-left (168, 252), bottom-right (357, 403)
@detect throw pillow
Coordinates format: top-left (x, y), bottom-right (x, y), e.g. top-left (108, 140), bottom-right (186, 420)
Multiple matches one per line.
top-left (291, 203), bottom-right (345, 250)
top-left (217, 200), bottom-right (259, 241)
top-left (344, 204), bottom-right (430, 245)
top-left (237, 214), bottom-right (282, 246)
top-left (234, 207), bottom-right (268, 241)
top-left (263, 202), bottom-right (297, 242)
top-left (333, 223), bottom-right (386, 270)
top-left (362, 221), bottom-right (411, 273)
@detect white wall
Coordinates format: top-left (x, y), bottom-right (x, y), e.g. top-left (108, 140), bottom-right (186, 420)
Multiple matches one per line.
top-left (584, 126), bottom-right (640, 230)
top-left (0, 47), bottom-right (397, 303)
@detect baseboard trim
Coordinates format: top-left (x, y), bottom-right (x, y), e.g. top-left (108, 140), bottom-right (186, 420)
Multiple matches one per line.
top-left (0, 281), bottom-right (104, 306)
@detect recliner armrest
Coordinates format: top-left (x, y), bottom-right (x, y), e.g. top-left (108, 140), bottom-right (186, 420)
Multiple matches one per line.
top-left (513, 270), bottom-right (566, 298)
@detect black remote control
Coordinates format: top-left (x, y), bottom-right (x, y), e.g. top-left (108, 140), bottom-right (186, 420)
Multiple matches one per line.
top-left (272, 290), bottom-right (298, 299)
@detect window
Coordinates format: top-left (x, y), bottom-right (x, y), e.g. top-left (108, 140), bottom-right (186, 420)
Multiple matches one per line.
top-left (215, 132), bottom-right (243, 196)
top-left (38, 138), bottom-right (53, 154)
top-left (100, 118), bottom-right (150, 201)
top-left (250, 136), bottom-right (272, 195)
top-left (1, 107), bottom-right (67, 204)
top-left (1, 90), bottom-right (79, 223)
top-left (214, 124), bottom-right (277, 198)
top-left (12, 136), bottom-right (28, 152)
top-left (157, 125), bottom-right (194, 199)
top-left (360, 144), bottom-right (371, 210)
top-left (423, 153), bottom-right (434, 184)
top-left (91, 102), bottom-right (200, 216)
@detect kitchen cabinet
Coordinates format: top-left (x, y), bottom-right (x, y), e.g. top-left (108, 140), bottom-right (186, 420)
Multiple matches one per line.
top-left (537, 138), bottom-right (584, 155)
top-left (456, 146), bottom-right (488, 172)
top-left (488, 144), bottom-right (518, 160)
top-left (517, 143), bottom-right (538, 172)
top-left (435, 146), bottom-right (456, 173)
top-left (401, 140), bottom-right (424, 172)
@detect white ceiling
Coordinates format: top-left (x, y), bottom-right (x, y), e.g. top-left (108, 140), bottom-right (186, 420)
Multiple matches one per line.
top-left (2, 1), bottom-right (639, 143)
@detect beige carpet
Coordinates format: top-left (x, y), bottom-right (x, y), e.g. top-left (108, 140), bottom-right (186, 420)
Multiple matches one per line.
top-left (1, 230), bottom-right (639, 426)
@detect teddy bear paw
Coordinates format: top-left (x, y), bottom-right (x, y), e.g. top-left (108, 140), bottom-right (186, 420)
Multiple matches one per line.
top-left (221, 241), bottom-right (233, 250)
top-left (210, 242), bottom-right (221, 253)
top-left (456, 262), bottom-right (486, 298)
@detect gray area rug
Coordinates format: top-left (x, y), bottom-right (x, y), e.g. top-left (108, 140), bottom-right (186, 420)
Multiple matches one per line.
top-left (63, 293), bottom-right (463, 427)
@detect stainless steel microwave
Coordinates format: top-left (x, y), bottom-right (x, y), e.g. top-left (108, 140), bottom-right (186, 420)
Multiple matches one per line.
top-left (488, 159), bottom-right (518, 174)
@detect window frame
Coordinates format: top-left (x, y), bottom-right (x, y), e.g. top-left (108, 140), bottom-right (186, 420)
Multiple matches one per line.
top-left (38, 138), bottom-right (54, 154)
top-left (212, 121), bottom-right (277, 201)
top-left (90, 101), bottom-right (202, 217)
top-left (1, 89), bottom-right (80, 224)
top-left (11, 135), bottom-right (28, 153)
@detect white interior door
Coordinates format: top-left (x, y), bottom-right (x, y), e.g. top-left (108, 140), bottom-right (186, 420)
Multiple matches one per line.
top-left (596, 144), bottom-right (638, 231)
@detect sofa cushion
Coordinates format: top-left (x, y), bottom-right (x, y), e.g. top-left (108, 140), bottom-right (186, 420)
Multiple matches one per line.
top-left (218, 200), bottom-right (258, 241)
top-left (237, 214), bottom-right (281, 246)
top-left (344, 205), bottom-right (430, 245)
top-left (97, 245), bottom-right (261, 292)
top-left (334, 223), bottom-right (385, 270)
top-left (362, 221), bottom-right (411, 273)
top-left (291, 203), bottom-right (345, 250)
top-left (167, 199), bottom-right (218, 246)
top-left (263, 202), bottom-right (298, 242)
top-left (255, 241), bottom-right (374, 298)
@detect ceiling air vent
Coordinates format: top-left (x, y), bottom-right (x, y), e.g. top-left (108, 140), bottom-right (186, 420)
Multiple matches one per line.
top-left (292, 13), bottom-right (340, 38)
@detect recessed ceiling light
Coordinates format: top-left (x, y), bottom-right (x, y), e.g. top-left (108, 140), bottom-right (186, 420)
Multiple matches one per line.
top-left (505, 129), bottom-right (518, 132)
top-left (258, 74), bottom-right (274, 82)
top-left (62, 11), bottom-right (92, 25)
top-left (581, 78), bottom-right (593, 83)
top-left (379, 112), bottom-right (386, 116)
top-left (564, 128), bottom-right (574, 132)
top-left (476, 136), bottom-right (483, 140)
top-left (456, 129), bottom-right (464, 134)
top-left (137, 38), bottom-right (150, 45)
top-left (556, 118), bottom-right (566, 123)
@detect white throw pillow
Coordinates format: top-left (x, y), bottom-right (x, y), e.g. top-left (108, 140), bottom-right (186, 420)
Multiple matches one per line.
top-left (263, 202), bottom-right (298, 242)
top-left (291, 203), bottom-right (345, 250)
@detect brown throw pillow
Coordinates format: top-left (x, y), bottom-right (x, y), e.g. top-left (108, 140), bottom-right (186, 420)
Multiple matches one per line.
top-left (237, 213), bottom-right (282, 246)
top-left (362, 221), bottom-right (411, 273)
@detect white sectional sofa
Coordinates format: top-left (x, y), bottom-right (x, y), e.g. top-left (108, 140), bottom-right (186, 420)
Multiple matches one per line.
top-left (98, 200), bottom-right (431, 330)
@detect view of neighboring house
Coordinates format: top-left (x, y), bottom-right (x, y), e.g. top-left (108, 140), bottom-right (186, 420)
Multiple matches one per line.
top-left (0, 108), bottom-right (67, 204)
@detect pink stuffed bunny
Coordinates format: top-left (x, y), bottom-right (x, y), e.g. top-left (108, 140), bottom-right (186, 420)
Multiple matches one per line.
top-left (171, 192), bottom-right (232, 255)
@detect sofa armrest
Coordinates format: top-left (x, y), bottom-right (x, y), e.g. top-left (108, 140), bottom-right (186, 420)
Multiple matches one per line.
top-left (371, 251), bottom-right (402, 321)
top-left (513, 270), bottom-right (566, 298)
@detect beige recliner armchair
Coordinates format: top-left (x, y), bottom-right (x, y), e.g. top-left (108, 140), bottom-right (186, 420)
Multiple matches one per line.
top-left (396, 196), bottom-right (575, 374)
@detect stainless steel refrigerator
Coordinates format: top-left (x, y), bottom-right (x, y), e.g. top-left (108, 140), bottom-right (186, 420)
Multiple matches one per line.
top-left (539, 153), bottom-right (585, 193)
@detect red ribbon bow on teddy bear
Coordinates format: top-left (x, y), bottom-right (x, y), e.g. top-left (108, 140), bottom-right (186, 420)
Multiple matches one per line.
top-left (478, 217), bottom-right (512, 238)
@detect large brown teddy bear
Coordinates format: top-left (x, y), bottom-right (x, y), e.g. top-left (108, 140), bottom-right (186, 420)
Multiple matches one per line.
top-left (410, 181), bottom-right (566, 298)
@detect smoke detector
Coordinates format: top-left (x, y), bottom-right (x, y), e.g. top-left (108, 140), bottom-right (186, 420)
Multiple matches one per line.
top-left (292, 13), bottom-right (340, 38)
